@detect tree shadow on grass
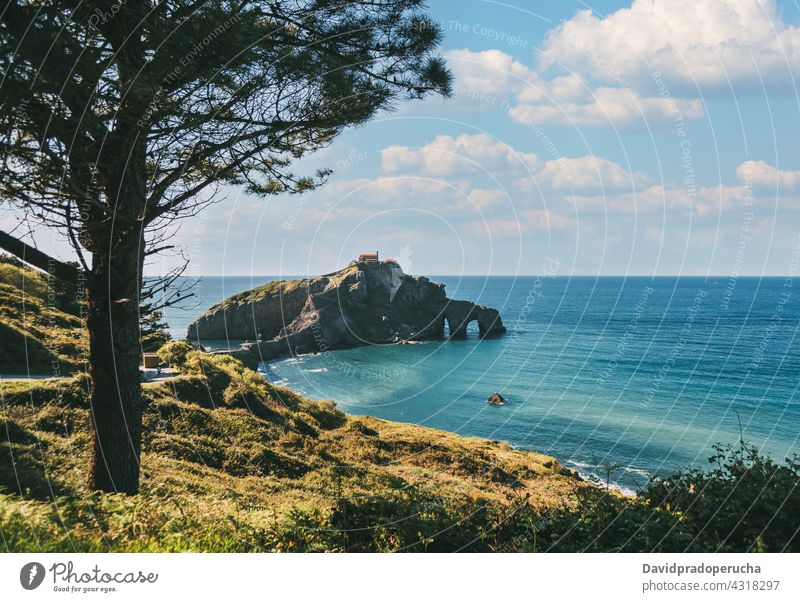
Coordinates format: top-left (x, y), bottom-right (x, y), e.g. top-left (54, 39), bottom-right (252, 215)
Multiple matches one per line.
top-left (0, 418), bottom-right (74, 500)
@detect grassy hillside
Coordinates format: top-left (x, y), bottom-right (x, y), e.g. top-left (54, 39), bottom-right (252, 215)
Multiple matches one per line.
top-left (3, 351), bottom-right (796, 552)
top-left (1, 259), bottom-right (796, 552)
top-left (0, 352), bottom-right (593, 552)
top-left (210, 277), bottom-right (313, 310)
top-left (0, 259), bottom-right (86, 376)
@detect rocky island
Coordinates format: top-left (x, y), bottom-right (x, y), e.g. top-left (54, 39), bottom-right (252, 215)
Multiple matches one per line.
top-left (187, 259), bottom-right (506, 366)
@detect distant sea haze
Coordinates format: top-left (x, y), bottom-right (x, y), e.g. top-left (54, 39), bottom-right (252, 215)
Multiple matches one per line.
top-left (162, 275), bottom-right (800, 492)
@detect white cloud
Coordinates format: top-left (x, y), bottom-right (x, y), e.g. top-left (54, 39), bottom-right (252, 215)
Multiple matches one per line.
top-left (446, 49), bottom-right (540, 96)
top-left (384, 134), bottom-right (645, 193)
top-left (467, 187), bottom-right (507, 210)
top-left (509, 86), bottom-right (704, 127)
top-left (322, 176), bottom-right (467, 210)
top-left (541, 0), bottom-right (800, 93)
top-left (446, 48), bottom-right (705, 128)
top-left (446, 1), bottom-right (799, 128)
top-left (381, 133), bottom-right (540, 177)
top-left (516, 155), bottom-right (649, 191)
top-left (737, 160), bottom-right (800, 188)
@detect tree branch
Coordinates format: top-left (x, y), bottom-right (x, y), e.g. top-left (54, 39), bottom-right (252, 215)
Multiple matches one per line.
top-left (0, 229), bottom-right (96, 288)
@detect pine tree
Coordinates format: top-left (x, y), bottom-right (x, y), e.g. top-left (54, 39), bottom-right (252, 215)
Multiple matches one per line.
top-left (0, 0), bottom-right (450, 493)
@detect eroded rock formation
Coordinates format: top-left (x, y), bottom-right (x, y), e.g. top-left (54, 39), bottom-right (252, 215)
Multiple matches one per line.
top-left (187, 261), bottom-right (506, 365)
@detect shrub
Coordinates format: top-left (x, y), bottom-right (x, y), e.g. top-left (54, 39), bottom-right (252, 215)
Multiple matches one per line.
top-left (347, 419), bottom-right (379, 437)
top-left (535, 440), bottom-right (800, 552)
top-left (157, 340), bottom-right (195, 369)
top-left (296, 399), bottom-right (345, 430)
top-left (640, 440), bottom-right (800, 552)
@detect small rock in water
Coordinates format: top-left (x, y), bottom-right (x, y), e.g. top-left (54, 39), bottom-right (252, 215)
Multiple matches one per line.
top-left (487, 392), bottom-right (506, 406)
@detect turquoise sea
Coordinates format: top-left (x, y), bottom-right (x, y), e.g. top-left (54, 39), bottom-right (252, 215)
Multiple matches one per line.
top-left (164, 275), bottom-right (800, 492)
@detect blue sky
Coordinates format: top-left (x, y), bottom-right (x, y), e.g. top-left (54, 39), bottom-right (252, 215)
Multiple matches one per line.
top-left (31, 1), bottom-right (800, 277)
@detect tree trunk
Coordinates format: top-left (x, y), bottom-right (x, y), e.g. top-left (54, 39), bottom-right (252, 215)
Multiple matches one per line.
top-left (86, 244), bottom-right (143, 494)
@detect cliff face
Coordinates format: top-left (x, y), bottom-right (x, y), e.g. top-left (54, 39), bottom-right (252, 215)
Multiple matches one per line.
top-left (187, 261), bottom-right (506, 361)
top-left (186, 277), bottom-right (320, 341)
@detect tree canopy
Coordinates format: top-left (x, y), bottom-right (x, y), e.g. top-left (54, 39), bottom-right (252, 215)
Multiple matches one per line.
top-left (1, 0), bottom-right (450, 271)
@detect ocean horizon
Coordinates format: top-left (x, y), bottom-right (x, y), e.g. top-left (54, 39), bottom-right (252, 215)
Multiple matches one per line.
top-left (162, 274), bottom-right (800, 493)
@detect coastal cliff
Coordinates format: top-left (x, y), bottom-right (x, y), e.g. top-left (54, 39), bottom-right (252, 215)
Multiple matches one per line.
top-left (187, 261), bottom-right (506, 363)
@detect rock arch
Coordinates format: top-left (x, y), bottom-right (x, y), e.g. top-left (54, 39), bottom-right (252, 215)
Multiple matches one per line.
top-left (444, 301), bottom-right (506, 340)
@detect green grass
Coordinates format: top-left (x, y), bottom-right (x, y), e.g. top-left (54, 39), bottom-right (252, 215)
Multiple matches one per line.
top-left (2, 352), bottom-right (797, 552)
top-left (208, 277), bottom-right (313, 311)
top-left (202, 263), bottom-right (363, 312)
top-left (0, 353), bottom-right (590, 552)
top-left (0, 262), bottom-right (86, 375)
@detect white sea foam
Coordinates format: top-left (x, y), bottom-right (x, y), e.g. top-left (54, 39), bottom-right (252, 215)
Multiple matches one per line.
top-left (564, 460), bottom-right (640, 497)
top-left (623, 465), bottom-right (653, 479)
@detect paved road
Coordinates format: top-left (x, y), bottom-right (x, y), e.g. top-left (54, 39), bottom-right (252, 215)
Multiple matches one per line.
top-left (1, 367), bottom-right (179, 384)
top-left (141, 367), bottom-right (179, 385)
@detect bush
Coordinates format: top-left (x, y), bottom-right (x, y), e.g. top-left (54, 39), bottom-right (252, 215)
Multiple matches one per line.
top-left (640, 440), bottom-right (800, 552)
top-left (157, 340), bottom-right (195, 369)
top-left (535, 440), bottom-right (800, 552)
top-left (296, 399), bottom-right (345, 430)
